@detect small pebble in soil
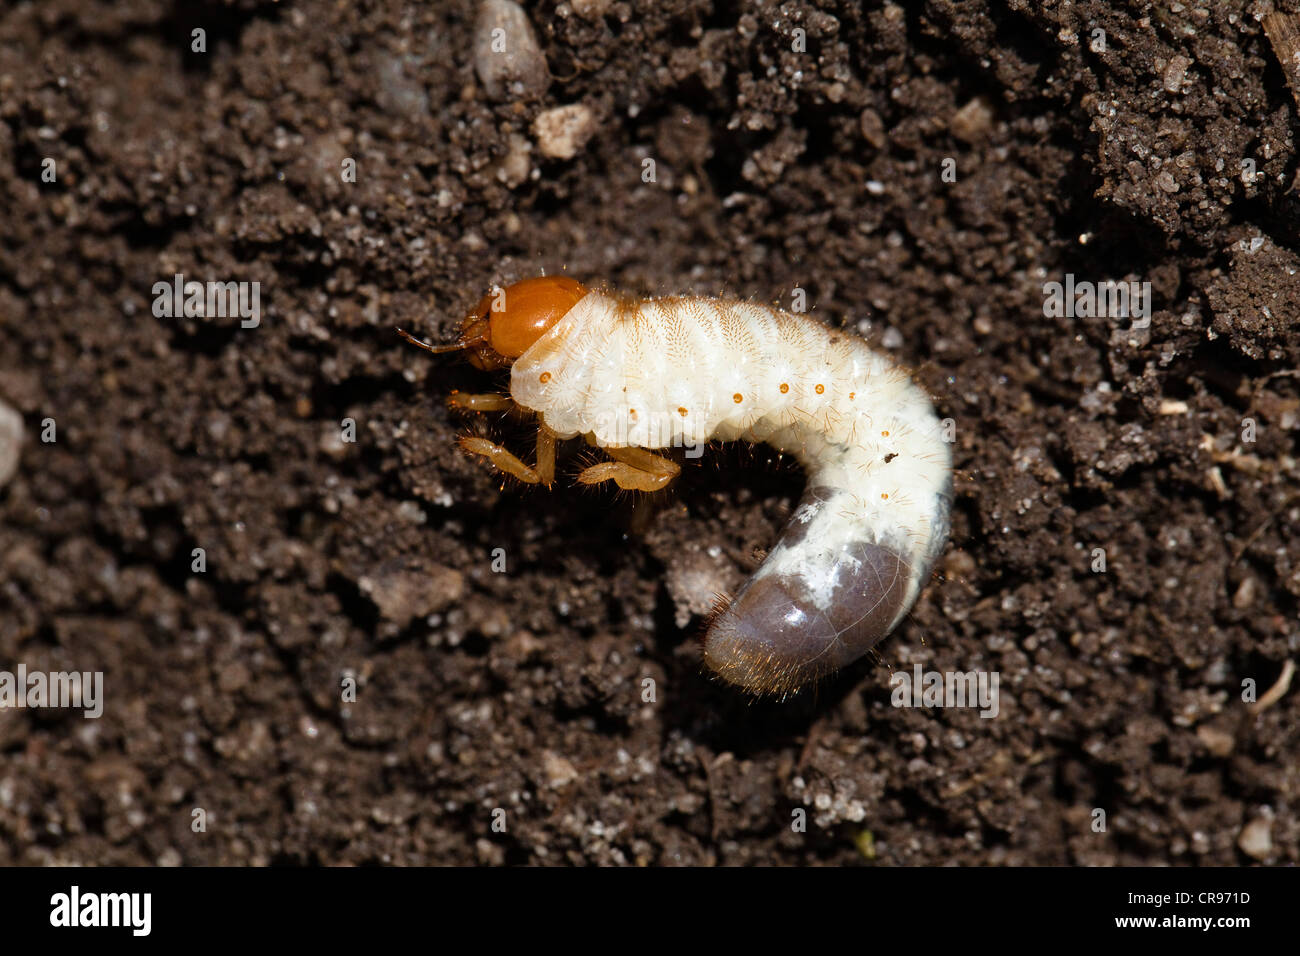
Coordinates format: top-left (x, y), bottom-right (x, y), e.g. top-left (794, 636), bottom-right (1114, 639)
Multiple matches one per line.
top-left (359, 564), bottom-right (466, 626)
top-left (1237, 817), bottom-right (1272, 860)
top-left (0, 399), bottom-right (21, 487)
top-left (570, 0), bottom-right (611, 18)
top-left (495, 133), bottom-right (532, 188)
top-left (473, 0), bottom-right (549, 102)
top-left (533, 104), bottom-right (597, 160)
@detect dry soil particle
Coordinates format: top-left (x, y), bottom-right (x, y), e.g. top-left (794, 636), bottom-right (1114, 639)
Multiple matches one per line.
top-left (0, 0), bottom-right (1297, 866)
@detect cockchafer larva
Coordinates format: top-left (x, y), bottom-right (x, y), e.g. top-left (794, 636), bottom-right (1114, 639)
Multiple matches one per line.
top-left (399, 276), bottom-right (953, 698)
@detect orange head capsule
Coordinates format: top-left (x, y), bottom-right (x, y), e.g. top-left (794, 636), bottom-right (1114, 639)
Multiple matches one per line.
top-left (458, 276), bottom-right (588, 369)
top-left (397, 276), bottom-right (588, 369)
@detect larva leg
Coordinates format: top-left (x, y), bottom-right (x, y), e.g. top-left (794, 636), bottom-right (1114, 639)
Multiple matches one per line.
top-left (535, 425), bottom-right (557, 485)
top-left (577, 446), bottom-right (680, 492)
top-left (448, 391), bottom-right (515, 412)
top-left (606, 446), bottom-right (680, 481)
top-left (459, 425), bottom-right (557, 486)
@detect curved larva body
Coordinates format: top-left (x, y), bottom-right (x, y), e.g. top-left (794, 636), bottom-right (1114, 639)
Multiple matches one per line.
top-left (510, 290), bottom-right (953, 698)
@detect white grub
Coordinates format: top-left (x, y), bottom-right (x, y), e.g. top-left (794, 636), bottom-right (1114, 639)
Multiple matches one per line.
top-left (511, 289), bottom-right (953, 696)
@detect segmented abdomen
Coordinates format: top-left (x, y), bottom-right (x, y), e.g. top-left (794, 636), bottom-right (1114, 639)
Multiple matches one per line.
top-left (512, 291), bottom-right (953, 697)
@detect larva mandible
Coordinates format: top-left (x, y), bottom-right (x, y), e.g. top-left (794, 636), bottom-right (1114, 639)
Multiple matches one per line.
top-left (400, 276), bottom-right (953, 698)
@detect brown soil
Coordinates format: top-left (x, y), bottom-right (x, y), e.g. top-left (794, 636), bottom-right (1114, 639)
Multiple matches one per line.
top-left (1, 0), bottom-right (1298, 866)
